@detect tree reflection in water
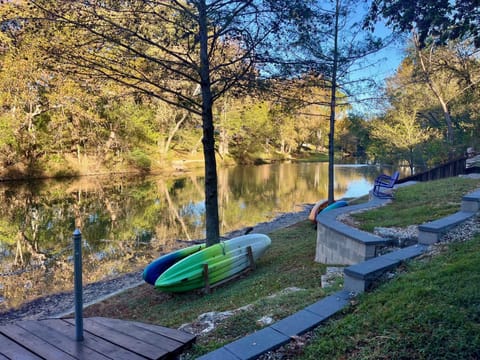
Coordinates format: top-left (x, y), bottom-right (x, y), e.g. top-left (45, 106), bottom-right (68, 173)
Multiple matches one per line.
top-left (0, 162), bottom-right (381, 311)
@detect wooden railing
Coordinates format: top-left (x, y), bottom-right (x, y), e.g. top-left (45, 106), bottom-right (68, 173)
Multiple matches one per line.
top-left (397, 156), bottom-right (467, 184)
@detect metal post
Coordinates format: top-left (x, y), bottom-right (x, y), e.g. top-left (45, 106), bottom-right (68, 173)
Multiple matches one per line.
top-left (73, 228), bottom-right (84, 341)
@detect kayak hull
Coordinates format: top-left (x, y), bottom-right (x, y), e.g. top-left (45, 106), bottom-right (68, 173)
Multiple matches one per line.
top-left (143, 244), bottom-right (206, 285)
top-left (320, 200), bottom-right (348, 214)
top-left (155, 234), bottom-right (271, 292)
top-left (308, 199), bottom-right (329, 222)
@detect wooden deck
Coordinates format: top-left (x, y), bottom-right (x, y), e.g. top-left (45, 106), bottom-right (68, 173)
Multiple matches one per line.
top-left (0, 317), bottom-right (196, 360)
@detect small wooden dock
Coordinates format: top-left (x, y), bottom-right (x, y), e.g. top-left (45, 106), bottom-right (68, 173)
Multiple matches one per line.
top-left (0, 317), bottom-right (196, 359)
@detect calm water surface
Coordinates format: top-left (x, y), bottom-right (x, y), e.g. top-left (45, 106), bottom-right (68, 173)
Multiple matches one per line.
top-left (0, 162), bottom-right (382, 310)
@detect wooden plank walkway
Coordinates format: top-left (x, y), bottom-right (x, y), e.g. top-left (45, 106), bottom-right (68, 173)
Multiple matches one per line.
top-left (0, 317), bottom-right (196, 360)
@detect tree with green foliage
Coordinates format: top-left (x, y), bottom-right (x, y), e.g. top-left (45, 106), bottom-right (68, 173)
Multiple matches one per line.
top-left (366, 0), bottom-right (480, 149)
top-left (412, 40), bottom-right (480, 149)
top-left (369, 96), bottom-right (439, 174)
top-left (21, 0), bottom-right (306, 246)
top-left (266, 77), bottom-right (334, 155)
top-left (0, 17), bottom-right (106, 175)
top-left (286, 0), bottom-right (385, 203)
top-left (366, 0), bottom-right (480, 47)
top-left (221, 96), bottom-right (274, 162)
top-left (376, 42), bottom-right (480, 159)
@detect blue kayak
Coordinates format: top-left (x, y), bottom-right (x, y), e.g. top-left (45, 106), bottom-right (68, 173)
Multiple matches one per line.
top-left (319, 200), bottom-right (348, 214)
top-left (143, 243), bottom-right (206, 285)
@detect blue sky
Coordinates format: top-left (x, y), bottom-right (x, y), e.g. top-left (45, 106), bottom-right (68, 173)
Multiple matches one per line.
top-left (349, 19), bottom-right (408, 116)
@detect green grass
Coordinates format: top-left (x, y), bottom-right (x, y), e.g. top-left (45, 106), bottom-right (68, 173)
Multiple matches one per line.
top-left (84, 176), bottom-right (480, 358)
top-left (353, 177), bottom-right (480, 231)
top-left (296, 152), bottom-right (329, 162)
top-left (84, 220), bottom-right (336, 357)
top-left (300, 233), bottom-right (480, 359)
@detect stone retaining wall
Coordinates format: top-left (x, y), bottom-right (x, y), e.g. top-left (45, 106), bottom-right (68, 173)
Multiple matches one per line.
top-left (315, 197), bottom-right (392, 265)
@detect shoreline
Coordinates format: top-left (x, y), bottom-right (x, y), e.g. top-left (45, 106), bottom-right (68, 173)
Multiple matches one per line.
top-left (0, 206), bottom-right (312, 325)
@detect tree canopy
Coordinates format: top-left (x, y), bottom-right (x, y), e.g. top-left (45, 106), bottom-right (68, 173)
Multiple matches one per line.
top-left (0, 0), bottom-right (478, 245)
top-left (23, 0), bottom-right (309, 245)
top-left (366, 0), bottom-right (480, 47)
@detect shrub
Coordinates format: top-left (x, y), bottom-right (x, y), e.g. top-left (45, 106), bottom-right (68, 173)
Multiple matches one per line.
top-left (127, 149), bottom-right (151, 172)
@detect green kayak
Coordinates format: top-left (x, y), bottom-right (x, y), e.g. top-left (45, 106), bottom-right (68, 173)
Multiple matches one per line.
top-left (155, 233), bottom-right (271, 292)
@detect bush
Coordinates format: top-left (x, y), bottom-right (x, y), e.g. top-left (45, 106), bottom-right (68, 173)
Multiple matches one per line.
top-left (127, 149), bottom-right (151, 172)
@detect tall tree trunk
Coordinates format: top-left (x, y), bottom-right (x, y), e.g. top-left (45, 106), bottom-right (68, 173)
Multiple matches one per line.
top-left (409, 148), bottom-right (414, 175)
top-left (198, 0), bottom-right (220, 246)
top-left (218, 126), bottom-right (229, 157)
top-left (163, 112), bottom-right (188, 155)
top-left (436, 95), bottom-right (454, 145)
top-left (328, 0), bottom-right (340, 204)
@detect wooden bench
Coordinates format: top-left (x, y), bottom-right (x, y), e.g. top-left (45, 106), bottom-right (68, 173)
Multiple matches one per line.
top-left (344, 245), bottom-right (427, 293)
top-left (373, 171), bottom-right (400, 198)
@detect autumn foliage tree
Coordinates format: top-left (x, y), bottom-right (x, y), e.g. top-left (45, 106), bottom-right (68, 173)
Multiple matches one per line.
top-left (19, 0), bottom-right (306, 246)
top-left (366, 0), bottom-right (480, 150)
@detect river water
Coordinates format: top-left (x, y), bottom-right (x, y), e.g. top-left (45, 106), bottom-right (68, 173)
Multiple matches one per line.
top-left (0, 162), bottom-right (383, 311)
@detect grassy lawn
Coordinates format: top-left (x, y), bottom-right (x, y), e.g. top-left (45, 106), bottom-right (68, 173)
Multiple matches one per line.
top-left (84, 220), bottom-right (335, 357)
top-left (300, 232), bottom-right (480, 359)
top-left (299, 177), bottom-right (480, 359)
top-left (352, 177), bottom-right (480, 231)
top-left (83, 177), bottom-right (480, 358)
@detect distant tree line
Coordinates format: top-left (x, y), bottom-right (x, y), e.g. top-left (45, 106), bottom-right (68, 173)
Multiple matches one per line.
top-left (0, 1), bottom-right (347, 179)
top-left (0, 0), bottom-right (478, 171)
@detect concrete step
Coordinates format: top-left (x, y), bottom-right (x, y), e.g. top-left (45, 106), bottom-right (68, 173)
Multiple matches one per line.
top-left (461, 189), bottom-right (480, 212)
top-left (197, 291), bottom-right (351, 360)
top-left (344, 245), bottom-right (427, 293)
top-left (418, 211), bottom-right (476, 244)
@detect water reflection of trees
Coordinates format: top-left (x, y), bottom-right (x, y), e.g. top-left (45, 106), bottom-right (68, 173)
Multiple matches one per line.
top-left (0, 163), bottom-right (379, 311)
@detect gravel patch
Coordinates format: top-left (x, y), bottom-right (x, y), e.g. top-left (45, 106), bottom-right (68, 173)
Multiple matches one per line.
top-left (0, 272), bottom-right (143, 325)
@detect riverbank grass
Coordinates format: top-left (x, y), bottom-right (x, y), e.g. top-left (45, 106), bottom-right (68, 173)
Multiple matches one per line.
top-left (83, 220), bottom-right (336, 356)
top-left (84, 176), bottom-right (480, 358)
top-left (300, 232), bottom-right (480, 359)
top-left (352, 177), bottom-right (480, 231)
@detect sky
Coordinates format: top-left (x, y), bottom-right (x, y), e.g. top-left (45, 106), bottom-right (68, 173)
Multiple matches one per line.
top-left (355, 38), bottom-right (407, 115)
top-left (348, 18), bottom-right (408, 117)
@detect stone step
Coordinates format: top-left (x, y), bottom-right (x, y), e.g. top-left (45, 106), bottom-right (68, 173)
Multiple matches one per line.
top-left (461, 189), bottom-right (480, 212)
top-left (344, 245), bottom-right (427, 293)
top-left (418, 211), bottom-right (476, 244)
top-left (197, 291), bottom-right (351, 360)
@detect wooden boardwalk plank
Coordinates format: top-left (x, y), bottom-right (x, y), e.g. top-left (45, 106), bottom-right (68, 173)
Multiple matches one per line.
top-left (0, 324), bottom-right (62, 360)
top-left (0, 318), bottom-right (194, 360)
top-left (64, 318), bottom-right (169, 359)
top-left (15, 320), bottom-right (110, 360)
top-left (87, 317), bottom-right (192, 353)
top-left (0, 323), bottom-right (75, 360)
top-left (48, 320), bottom-right (147, 360)
top-left (112, 318), bottom-right (196, 344)
top-left (0, 333), bottom-right (42, 360)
